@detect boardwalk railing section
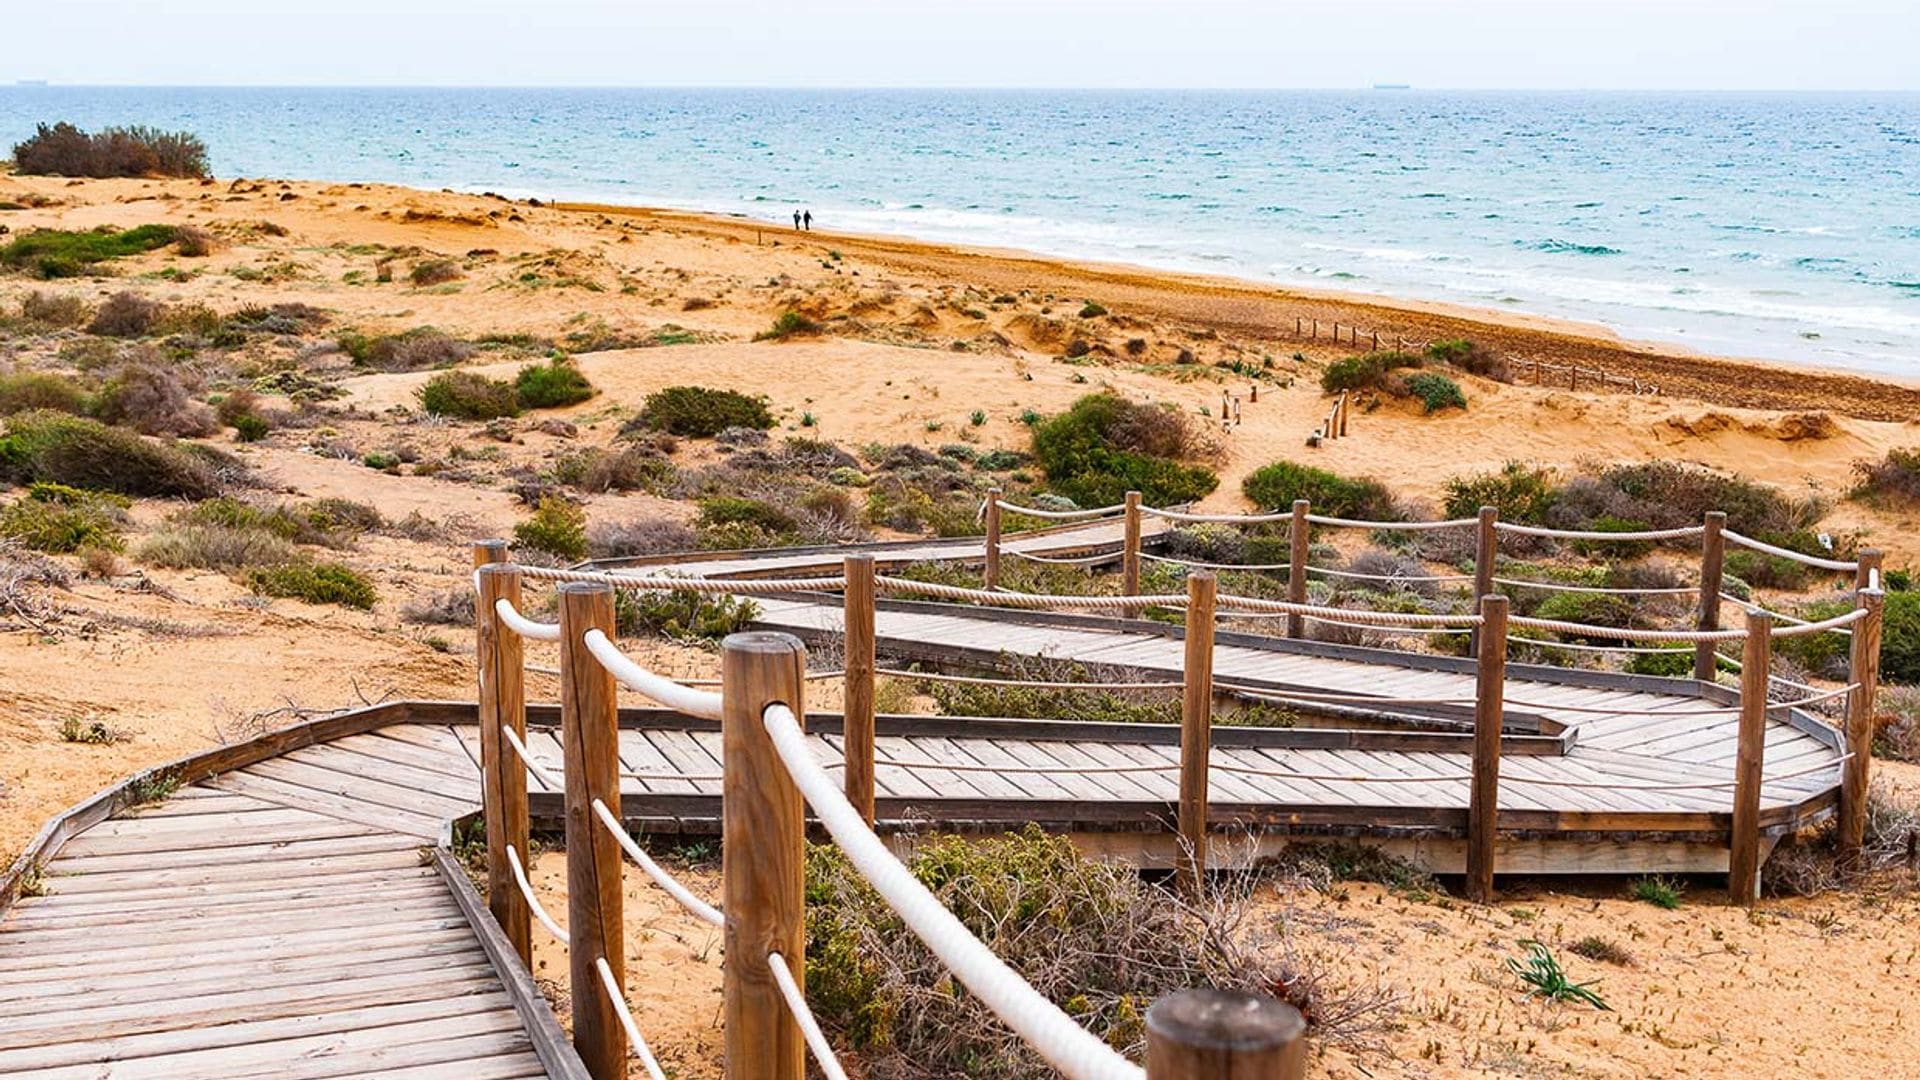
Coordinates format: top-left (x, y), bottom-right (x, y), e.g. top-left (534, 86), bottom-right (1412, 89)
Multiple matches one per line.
top-left (468, 492), bottom-right (1885, 1078)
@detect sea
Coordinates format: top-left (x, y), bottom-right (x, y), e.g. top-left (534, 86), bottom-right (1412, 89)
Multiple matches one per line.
top-left (2, 87), bottom-right (1917, 377)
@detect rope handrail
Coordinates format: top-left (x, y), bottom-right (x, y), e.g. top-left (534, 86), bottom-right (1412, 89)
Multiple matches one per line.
top-left (591, 798), bottom-right (725, 928)
top-left (1297, 615), bottom-right (1474, 636)
top-left (768, 951), bottom-right (853, 1080)
top-left (1007, 548), bottom-right (1124, 566)
top-left (882, 669), bottom-right (1183, 691)
top-left (762, 703), bottom-right (1144, 1080)
top-left (1719, 593), bottom-right (1854, 636)
top-left (1305, 565), bottom-right (1476, 584)
top-left (1505, 615), bottom-right (1744, 643)
top-left (597, 957), bottom-right (668, 1080)
top-left (877, 576), bottom-right (1185, 610)
top-left (504, 844), bottom-right (568, 945)
top-left (1139, 551), bottom-right (1292, 572)
top-left (1139, 506), bottom-right (1292, 524)
top-left (518, 565), bottom-right (849, 594)
top-left (1495, 576), bottom-right (1696, 596)
top-left (502, 725), bottom-right (563, 790)
top-left (1720, 530), bottom-right (1858, 572)
top-left (1214, 593), bottom-right (1483, 627)
top-left (992, 499), bottom-right (1126, 521)
top-left (494, 598), bottom-right (562, 642)
top-left (1496, 522), bottom-right (1705, 542)
top-left (1306, 513), bottom-right (1479, 532)
top-left (582, 628), bottom-right (726, 720)
top-left (1771, 606), bottom-right (1870, 638)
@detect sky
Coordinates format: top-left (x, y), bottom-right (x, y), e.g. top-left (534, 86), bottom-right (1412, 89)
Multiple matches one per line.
top-left (4, 0), bottom-right (1917, 91)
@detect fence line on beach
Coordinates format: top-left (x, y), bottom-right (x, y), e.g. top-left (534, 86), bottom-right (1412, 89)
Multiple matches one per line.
top-left (1290, 317), bottom-right (1660, 396)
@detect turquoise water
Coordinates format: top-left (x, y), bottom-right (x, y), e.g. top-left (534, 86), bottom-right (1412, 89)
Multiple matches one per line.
top-left (3, 87), bottom-right (1917, 376)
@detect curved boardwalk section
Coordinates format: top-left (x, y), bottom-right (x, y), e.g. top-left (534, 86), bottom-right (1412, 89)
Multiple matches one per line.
top-left (0, 716), bottom-right (582, 1080)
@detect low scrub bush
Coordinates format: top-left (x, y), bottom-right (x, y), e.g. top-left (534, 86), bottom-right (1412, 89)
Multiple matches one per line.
top-left (94, 360), bottom-right (217, 437)
top-left (1030, 393), bottom-right (1219, 507)
top-left (1629, 875), bottom-right (1684, 909)
top-left (86, 291), bottom-right (161, 337)
top-left (514, 358), bottom-right (595, 409)
top-left (172, 225), bottom-right (217, 258)
top-left (12, 122), bottom-right (208, 179)
top-left (417, 370), bottom-right (520, 420)
top-left (1425, 338), bottom-right (1511, 381)
top-left (0, 411), bottom-right (221, 498)
top-left (1401, 371), bottom-right (1466, 413)
top-left (1321, 350), bottom-right (1420, 393)
top-left (0, 487), bottom-right (125, 553)
top-left (631, 385), bottom-right (773, 438)
top-left (614, 589), bottom-right (758, 642)
top-left (1877, 686), bottom-right (1920, 764)
top-left (513, 497), bottom-right (588, 561)
top-left (586, 517), bottom-right (698, 559)
top-left (753, 310), bottom-right (821, 341)
top-left (138, 523), bottom-right (298, 570)
top-left (1852, 447), bottom-right (1920, 508)
top-left (340, 327), bottom-right (474, 372)
top-left (246, 561), bottom-right (377, 610)
top-left (1242, 459), bottom-right (1395, 520)
top-left (1552, 461), bottom-right (1822, 538)
top-left (0, 372), bottom-right (91, 417)
top-left (0, 225), bottom-right (178, 278)
top-left (1441, 461), bottom-right (1558, 523)
top-left (18, 290), bottom-right (91, 327)
top-left (554, 445), bottom-right (672, 494)
top-left (402, 589), bottom-right (473, 626)
top-left (408, 258), bottom-right (463, 286)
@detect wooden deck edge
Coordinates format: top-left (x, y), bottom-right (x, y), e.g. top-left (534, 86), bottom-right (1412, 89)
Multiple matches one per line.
top-left (0, 699), bottom-right (417, 917)
top-left (430, 836), bottom-right (592, 1080)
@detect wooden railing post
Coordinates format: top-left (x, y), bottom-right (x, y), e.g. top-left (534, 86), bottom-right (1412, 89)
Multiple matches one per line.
top-left (473, 546), bottom-right (531, 966)
top-left (1337, 390), bottom-right (1349, 437)
top-left (558, 583), bottom-right (626, 1076)
top-left (1285, 500), bottom-right (1309, 638)
top-left (1695, 511), bottom-right (1727, 681)
top-left (1179, 572), bottom-right (1217, 893)
top-left (843, 554), bottom-right (877, 825)
top-left (1855, 548), bottom-right (1884, 593)
top-left (983, 486), bottom-right (1003, 592)
top-left (1729, 609), bottom-right (1771, 907)
top-left (722, 632), bottom-right (808, 1080)
top-left (1840, 587), bottom-right (1885, 864)
top-left (1467, 593), bottom-right (1508, 904)
top-left (1123, 490), bottom-right (1143, 610)
top-left (1469, 506), bottom-right (1497, 653)
top-left (1146, 988), bottom-right (1306, 1080)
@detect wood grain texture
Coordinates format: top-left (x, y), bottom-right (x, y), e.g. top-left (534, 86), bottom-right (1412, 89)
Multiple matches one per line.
top-left (1467, 594), bottom-right (1508, 904)
top-left (1179, 572), bottom-right (1217, 892)
top-left (843, 554), bottom-right (878, 824)
top-left (1694, 511), bottom-right (1726, 681)
top-left (1728, 610), bottom-right (1771, 906)
top-left (1840, 588), bottom-right (1884, 862)
top-left (476, 555), bottom-right (534, 965)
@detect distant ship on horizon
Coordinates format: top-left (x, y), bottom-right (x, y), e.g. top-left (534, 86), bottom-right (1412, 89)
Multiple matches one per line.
top-left (1372, 82), bottom-right (1411, 90)
top-left (15, 80), bottom-right (50, 87)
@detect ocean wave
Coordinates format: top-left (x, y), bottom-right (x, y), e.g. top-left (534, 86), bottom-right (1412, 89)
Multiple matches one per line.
top-left (1527, 239), bottom-right (1624, 256)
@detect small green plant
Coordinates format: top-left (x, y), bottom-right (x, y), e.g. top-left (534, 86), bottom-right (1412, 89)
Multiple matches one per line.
top-left (1566, 936), bottom-right (1634, 966)
top-left (513, 497), bottom-right (588, 561)
top-left (416, 370), bottom-right (521, 420)
top-left (247, 561), bottom-right (379, 610)
top-left (514, 358), bottom-right (595, 409)
top-left (969, 409), bottom-right (987, 427)
top-left (232, 413), bottom-right (271, 443)
top-left (800, 411), bottom-right (817, 427)
top-left (126, 770), bottom-right (181, 805)
top-left (59, 716), bottom-right (125, 744)
top-left (631, 385), bottom-right (773, 437)
top-left (1630, 875), bottom-right (1685, 910)
top-left (16, 862), bottom-right (47, 898)
top-left (754, 310), bottom-right (822, 341)
top-left (615, 588), bottom-right (759, 642)
top-left (0, 491), bottom-right (124, 553)
top-left (1441, 461), bottom-right (1559, 523)
top-left (1505, 942), bottom-right (1609, 1009)
top-left (0, 224), bottom-right (179, 278)
top-left (1321, 350), bottom-right (1421, 393)
top-left (1402, 371), bottom-right (1466, 413)
top-left (1077, 301), bottom-right (1108, 318)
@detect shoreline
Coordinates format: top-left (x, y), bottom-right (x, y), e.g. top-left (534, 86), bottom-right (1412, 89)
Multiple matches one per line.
top-left (552, 197), bottom-right (1920, 421)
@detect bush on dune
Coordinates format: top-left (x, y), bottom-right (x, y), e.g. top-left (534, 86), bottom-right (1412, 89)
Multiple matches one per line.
top-left (339, 327), bottom-right (474, 372)
top-left (416, 370), bottom-right (521, 420)
top-left (93, 360), bottom-right (217, 437)
top-left (1425, 338), bottom-right (1511, 382)
top-left (513, 497), bottom-right (588, 561)
top-left (0, 485), bottom-right (126, 554)
top-left (1852, 448), bottom-right (1920, 508)
top-left (0, 411), bottom-right (221, 498)
top-left (1321, 350), bottom-right (1421, 393)
top-left (0, 225), bottom-right (179, 279)
top-left (12, 122), bottom-right (209, 179)
top-left (515, 358), bottom-right (595, 409)
top-left (0, 372), bottom-right (91, 417)
top-left (18, 290), bottom-right (92, 328)
top-left (1242, 459), bottom-right (1396, 520)
top-left (1030, 393), bottom-right (1219, 507)
top-left (246, 562), bottom-right (378, 610)
top-left (1442, 462), bottom-right (1559, 523)
top-left (1401, 371), bottom-right (1466, 413)
top-left (630, 385), bottom-right (774, 438)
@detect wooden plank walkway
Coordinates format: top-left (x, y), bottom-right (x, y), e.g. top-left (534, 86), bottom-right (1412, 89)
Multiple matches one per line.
top-left (0, 724), bottom-right (576, 1080)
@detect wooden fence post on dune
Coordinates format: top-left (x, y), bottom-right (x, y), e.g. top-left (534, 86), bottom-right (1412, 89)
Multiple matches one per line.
top-left (472, 544), bottom-right (531, 967)
top-left (1338, 390), bottom-right (1349, 437)
top-left (1840, 586), bottom-right (1885, 863)
top-left (983, 486), bottom-right (1003, 592)
top-left (843, 554), bottom-right (877, 825)
top-left (1123, 490), bottom-right (1144, 613)
top-left (1179, 571), bottom-right (1217, 893)
top-left (1286, 500), bottom-right (1309, 638)
top-left (1695, 511), bottom-right (1727, 681)
top-left (1728, 609), bottom-right (1771, 907)
top-left (1855, 548), bottom-right (1884, 593)
top-left (558, 583), bottom-right (626, 1076)
top-left (722, 633), bottom-right (809, 1080)
top-left (1145, 988), bottom-right (1307, 1080)
top-left (1467, 593), bottom-right (1508, 904)
top-left (1469, 506), bottom-right (1497, 653)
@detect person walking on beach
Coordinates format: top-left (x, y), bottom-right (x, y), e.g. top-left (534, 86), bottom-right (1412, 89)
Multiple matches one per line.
top-left (792, 209), bottom-right (801, 231)
top-left (803, 209), bottom-right (813, 231)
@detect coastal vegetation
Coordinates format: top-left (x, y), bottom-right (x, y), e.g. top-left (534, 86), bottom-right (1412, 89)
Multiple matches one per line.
top-left (11, 122), bottom-right (210, 179)
top-left (631, 384), bottom-right (774, 436)
top-left (0, 225), bottom-right (181, 278)
top-left (1243, 459), bottom-right (1396, 519)
top-left (1030, 392), bottom-right (1219, 506)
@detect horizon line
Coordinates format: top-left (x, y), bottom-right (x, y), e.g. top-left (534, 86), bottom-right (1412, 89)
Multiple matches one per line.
top-left (4, 83), bottom-right (1919, 94)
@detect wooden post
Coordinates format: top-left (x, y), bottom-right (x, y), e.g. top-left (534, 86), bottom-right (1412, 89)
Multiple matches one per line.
top-left (1695, 511), bottom-right (1727, 681)
top-left (1295, 316), bottom-right (1301, 336)
top-left (1311, 319), bottom-right (1318, 339)
top-left (1286, 500), bottom-right (1309, 638)
top-left (1470, 506), bottom-right (1498, 653)
top-left (473, 550), bottom-right (532, 966)
top-left (843, 554), bottom-right (877, 825)
top-left (1145, 988), bottom-right (1306, 1080)
top-left (1728, 609), bottom-right (1771, 906)
top-left (558, 583), bottom-right (626, 1076)
top-left (1840, 588), bottom-right (1885, 863)
top-left (1856, 548), bottom-right (1884, 592)
top-left (1123, 490), bottom-right (1143, 611)
top-left (1337, 390), bottom-right (1349, 437)
top-left (983, 486), bottom-right (1003, 592)
top-left (1371, 330), bottom-right (1379, 350)
top-left (1178, 572), bottom-right (1217, 892)
top-left (1249, 383), bottom-right (1258, 403)
top-left (722, 632), bottom-right (808, 1080)
top-left (1467, 593), bottom-right (1508, 904)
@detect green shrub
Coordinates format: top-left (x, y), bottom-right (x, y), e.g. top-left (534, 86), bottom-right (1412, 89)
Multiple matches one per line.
top-left (339, 327), bottom-right (474, 371)
top-left (1030, 393), bottom-right (1218, 507)
top-left (0, 225), bottom-right (179, 278)
top-left (1077, 301), bottom-right (1108, 318)
top-left (246, 561), bottom-right (378, 610)
top-left (1425, 338), bottom-right (1510, 381)
top-left (416, 370), bottom-right (521, 420)
top-left (515, 358), bottom-right (595, 409)
top-left (754, 310), bottom-right (822, 341)
top-left (19, 290), bottom-right (92, 327)
top-left (1625, 649), bottom-right (1695, 677)
top-left (232, 413), bottom-right (270, 442)
top-left (1320, 350), bottom-right (1420, 393)
top-left (0, 411), bottom-right (221, 498)
top-left (1852, 447), bottom-right (1920, 508)
top-left (0, 372), bottom-right (91, 417)
top-left (12, 122), bottom-right (208, 179)
top-left (138, 523), bottom-right (299, 570)
top-left (1629, 875), bottom-right (1684, 910)
top-left (614, 589), bottom-right (759, 642)
top-left (1442, 462), bottom-right (1558, 524)
top-left (408, 258), bottom-right (463, 286)
top-left (553, 446), bottom-right (672, 493)
top-left (1777, 591), bottom-right (1919, 685)
top-left (1241, 459), bottom-right (1395, 519)
top-left (632, 385), bottom-right (774, 437)
top-left (0, 492), bottom-right (124, 553)
top-left (513, 497), bottom-right (588, 561)
top-left (1402, 371), bottom-right (1466, 413)
top-left (696, 496), bottom-right (799, 537)
top-left (1556, 461), bottom-right (1822, 538)
top-left (1723, 549), bottom-right (1814, 592)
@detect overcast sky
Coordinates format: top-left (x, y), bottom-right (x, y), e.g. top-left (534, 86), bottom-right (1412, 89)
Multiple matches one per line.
top-left (6, 0), bottom-right (1917, 91)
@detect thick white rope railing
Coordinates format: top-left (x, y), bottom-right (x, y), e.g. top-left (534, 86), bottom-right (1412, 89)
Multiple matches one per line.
top-left (504, 844), bottom-right (569, 944)
top-left (878, 576), bottom-right (1184, 610)
top-left (494, 598), bottom-right (563, 642)
top-left (1140, 506), bottom-right (1292, 524)
top-left (502, 725), bottom-right (563, 790)
top-left (1720, 530), bottom-right (1858, 572)
top-left (1496, 522), bottom-right (1705, 542)
top-left (1507, 637), bottom-right (1697, 656)
top-left (596, 957), bottom-right (668, 1080)
top-left (1720, 593), bottom-right (1854, 636)
top-left (1139, 551), bottom-right (1292, 572)
top-left (1305, 564), bottom-right (1476, 584)
top-left (1007, 548), bottom-right (1125, 566)
top-left (762, 703), bottom-right (1145, 1080)
top-left (518, 565), bottom-right (848, 594)
top-left (582, 628), bottom-right (726, 720)
top-left (1505, 615), bottom-right (1745, 642)
top-left (1307, 513), bottom-right (1479, 531)
top-left (1769, 606), bottom-right (1870, 638)
top-left (767, 951), bottom-right (853, 1080)
top-left (1215, 594), bottom-right (1482, 627)
top-left (992, 499), bottom-right (1126, 521)
top-left (590, 798), bottom-right (725, 928)
top-left (1495, 576), bottom-right (1696, 596)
